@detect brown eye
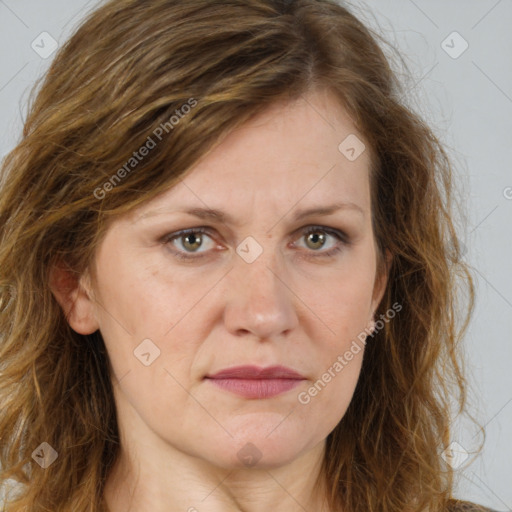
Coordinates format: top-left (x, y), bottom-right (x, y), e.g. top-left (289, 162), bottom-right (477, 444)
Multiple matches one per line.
top-left (181, 232), bottom-right (203, 252)
top-left (304, 231), bottom-right (327, 250)
top-left (162, 227), bottom-right (218, 260)
top-left (295, 226), bottom-right (349, 258)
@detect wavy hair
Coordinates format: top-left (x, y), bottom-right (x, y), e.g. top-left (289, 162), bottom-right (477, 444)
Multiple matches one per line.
top-left (0, 0), bottom-right (480, 510)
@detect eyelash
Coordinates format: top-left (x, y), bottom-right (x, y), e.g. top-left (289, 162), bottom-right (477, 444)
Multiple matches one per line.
top-left (161, 225), bottom-right (349, 261)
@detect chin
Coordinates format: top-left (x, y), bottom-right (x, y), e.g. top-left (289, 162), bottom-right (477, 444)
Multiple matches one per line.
top-left (208, 440), bottom-right (309, 471)
top-left (202, 418), bottom-right (321, 470)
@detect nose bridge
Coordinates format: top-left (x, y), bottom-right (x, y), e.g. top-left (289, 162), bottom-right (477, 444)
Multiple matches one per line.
top-left (223, 236), bottom-right (298, 339)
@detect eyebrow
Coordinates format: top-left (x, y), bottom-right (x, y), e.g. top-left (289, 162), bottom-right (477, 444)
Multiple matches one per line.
top-left (136, 202), bottom-right (364, 224)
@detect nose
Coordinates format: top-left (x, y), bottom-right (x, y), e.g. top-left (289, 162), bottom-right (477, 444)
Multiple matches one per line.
top-left (222, 246), bottom-right (299, 341)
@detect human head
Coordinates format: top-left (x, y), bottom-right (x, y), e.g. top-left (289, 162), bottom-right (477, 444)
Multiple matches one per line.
top-left (0, 1), bottom-right (474, 511)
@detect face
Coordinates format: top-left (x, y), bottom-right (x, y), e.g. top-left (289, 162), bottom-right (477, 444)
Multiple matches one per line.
top-left (53, 88), bottom-right (389, 471)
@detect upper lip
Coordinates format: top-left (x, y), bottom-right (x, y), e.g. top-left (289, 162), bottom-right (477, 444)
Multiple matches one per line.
top-left (206, 365), bottom-right (305, 380)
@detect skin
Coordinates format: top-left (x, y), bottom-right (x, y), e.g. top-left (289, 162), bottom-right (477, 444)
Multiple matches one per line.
top-left (50, 87), bottom-right (391, 512)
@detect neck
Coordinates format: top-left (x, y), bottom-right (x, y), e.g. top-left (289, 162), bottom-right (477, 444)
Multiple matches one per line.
top-left (103, 440), bottom-right (335, 512)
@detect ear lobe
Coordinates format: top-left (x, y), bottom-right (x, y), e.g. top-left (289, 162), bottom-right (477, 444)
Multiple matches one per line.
top-left (49, 261), bottom-right (99, 335)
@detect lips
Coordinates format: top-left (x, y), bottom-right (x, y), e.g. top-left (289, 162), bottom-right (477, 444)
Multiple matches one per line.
top-left (205, 365), bottom-right (306, 399)
top-left (207, 365), bottom-right (305, 380)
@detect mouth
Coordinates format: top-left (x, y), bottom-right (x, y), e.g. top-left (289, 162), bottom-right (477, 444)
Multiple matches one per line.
top-left (204, 365), bottom-right (306, 399)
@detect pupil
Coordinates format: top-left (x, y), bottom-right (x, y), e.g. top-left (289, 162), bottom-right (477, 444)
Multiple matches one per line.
top-left (185, 234), bottom-right (201, 249)
top-left (308, 232), bottom-right (324, 249)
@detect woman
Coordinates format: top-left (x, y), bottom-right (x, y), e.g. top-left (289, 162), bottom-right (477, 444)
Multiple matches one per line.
top-left (0, 0), bottom-right (496, 511)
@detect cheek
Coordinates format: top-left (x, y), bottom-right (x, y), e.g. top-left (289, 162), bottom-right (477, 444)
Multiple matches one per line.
top-left (93, 240), bottom-right (173, 334)
top-left (298, 254), bottom-right (376, 345)
top-left (294, 347), bottom-right (364, 445)
top-left (292, 250), bottom-right (375, 416)
top-left (92, 254), bottom-right (211, 387)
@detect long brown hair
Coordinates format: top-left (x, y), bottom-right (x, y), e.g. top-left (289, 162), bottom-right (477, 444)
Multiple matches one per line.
top-left (0, 0), bottom-right (480, 510)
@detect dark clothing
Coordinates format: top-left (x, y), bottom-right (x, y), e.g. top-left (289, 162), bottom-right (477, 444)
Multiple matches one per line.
top-left (448, 499), bottom-right (501, 512)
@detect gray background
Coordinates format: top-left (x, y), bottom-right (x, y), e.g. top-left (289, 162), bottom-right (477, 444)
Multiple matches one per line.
top-left (0, 0), bottom-right (510, 510)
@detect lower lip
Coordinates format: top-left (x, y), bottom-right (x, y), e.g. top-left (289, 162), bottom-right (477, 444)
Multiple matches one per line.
top-left (205, 378), bottom-right (304, 399)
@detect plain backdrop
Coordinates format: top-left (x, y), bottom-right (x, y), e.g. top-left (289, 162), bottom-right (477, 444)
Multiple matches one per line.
top-left (0, 1), bottom-right (511, 510)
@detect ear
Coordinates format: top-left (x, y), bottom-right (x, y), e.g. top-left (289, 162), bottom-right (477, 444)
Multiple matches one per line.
top-left (370, 248), bottom-right (392, 316)
top-left (49, 260), bottom-right (99, 335)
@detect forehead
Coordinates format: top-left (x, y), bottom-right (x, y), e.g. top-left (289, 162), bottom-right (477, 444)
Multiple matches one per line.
top-left (132, 88), bottom-right (373, 223)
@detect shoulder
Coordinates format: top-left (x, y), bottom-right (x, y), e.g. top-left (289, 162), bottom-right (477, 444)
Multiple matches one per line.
top-left (447, 499), bottom-right (499, 512)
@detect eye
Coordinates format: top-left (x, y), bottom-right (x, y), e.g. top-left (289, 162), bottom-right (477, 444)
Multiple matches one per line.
top-left (161, 225), bottom-right (349, 261)
top-left (162, 227), bottom-right (218, 260)
top-left (293, 225), bottom-right (349, 257)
